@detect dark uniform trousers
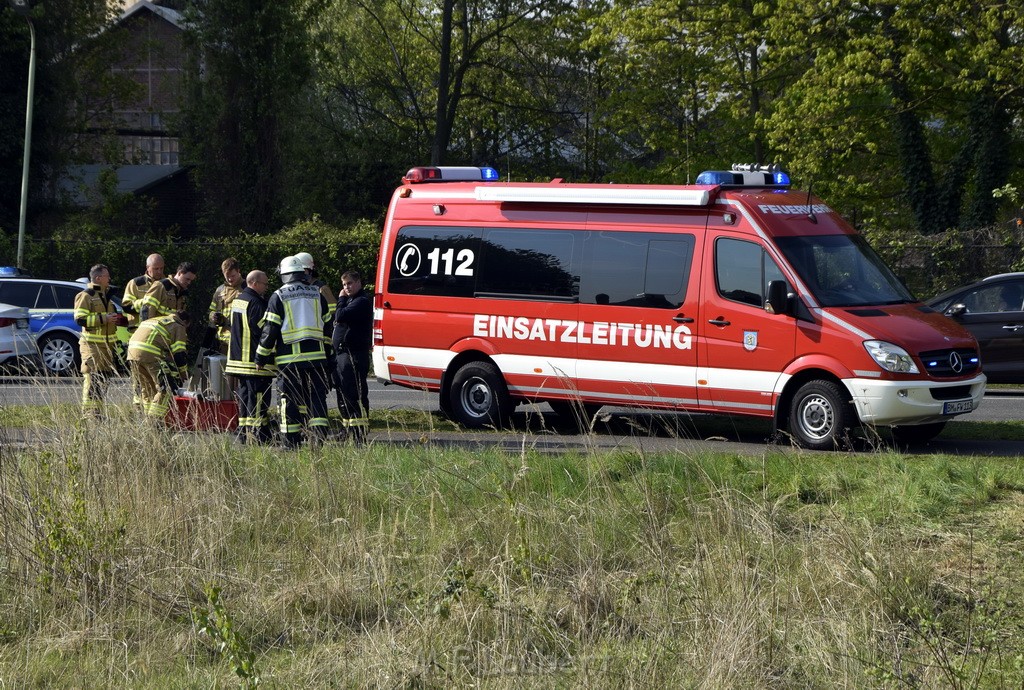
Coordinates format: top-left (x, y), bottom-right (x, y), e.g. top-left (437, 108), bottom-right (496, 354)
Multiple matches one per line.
top-left (335, 349), bottom-right (370, 439)
top-left (278, 362), bottom-right (331, 447)
top-left (236, 375), bottom-right (275, 443)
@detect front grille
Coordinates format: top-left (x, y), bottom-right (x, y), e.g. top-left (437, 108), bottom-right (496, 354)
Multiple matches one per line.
top-left (930, 385), bottom-right (972, 401)
top-left (918, 348), bottom-right (980, 378)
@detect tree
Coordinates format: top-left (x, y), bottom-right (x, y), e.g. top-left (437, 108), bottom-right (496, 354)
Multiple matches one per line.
top-left (181, 0), bottom-right (318, 234)
top-left (764, 0), bottom-right (1023, 234)
top-left (582, 0), bottom-right (792, 183)
top-left (0, 0), bottom-right (130, 238)
top-left (313, 0), bottom-right (577, 173)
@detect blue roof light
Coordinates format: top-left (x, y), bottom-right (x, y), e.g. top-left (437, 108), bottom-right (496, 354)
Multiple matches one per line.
top-left (696, 164), bottom-right (791, 188)
top-left (695, 171), bottom-right (738, 186)
top-left (481, 166), bottom-right (499, 181)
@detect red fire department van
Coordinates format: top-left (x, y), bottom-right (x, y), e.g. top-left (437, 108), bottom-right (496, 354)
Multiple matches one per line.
top-left (371, 164), bottom-right (985, 449)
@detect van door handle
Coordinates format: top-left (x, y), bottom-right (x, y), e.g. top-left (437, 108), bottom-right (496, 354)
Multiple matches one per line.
top-left (708, 318), bottom-right (731, 326)
top-left (1003, 324), bottom-right (1022, 331)
top-left (673, 315), bottom-right (694, 323)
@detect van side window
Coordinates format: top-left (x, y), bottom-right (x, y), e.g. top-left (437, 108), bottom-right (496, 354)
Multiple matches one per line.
top-left (478, 229), bottom-right (576, 300)
top-left (387, 226), bottom-right (482, 297)
top-left (716, 238), bottom-right (784, 307)
top-left (580, 232), bottom-right (694, 308)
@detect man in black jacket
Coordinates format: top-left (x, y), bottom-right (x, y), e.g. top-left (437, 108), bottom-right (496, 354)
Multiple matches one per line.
top-left (226, 270), bottom-right (275, 444)
top-left (332, 270), bottom-right (372, 442)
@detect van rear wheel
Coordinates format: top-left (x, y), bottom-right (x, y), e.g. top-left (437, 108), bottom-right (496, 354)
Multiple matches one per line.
top-left (788, 380), bottom-right (854, 450)
top-left (449, 361), bottom-right (512, 429)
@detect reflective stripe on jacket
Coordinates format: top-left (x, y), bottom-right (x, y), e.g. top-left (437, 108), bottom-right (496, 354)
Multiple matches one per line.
top-left (127, 314), bottom-right (190, 378)
top-left (226, 287), bottom-right (275, 376)
top-left (210, 283), bottom-right (241, 344)
top-left (121, 274), bottom-right (152, 326)
top-left (140, 277), bottom-right (186, 321)
top-left (256, 281), bottom-right (331, 367)
top-left (73, 284), bottom-right (119, 344)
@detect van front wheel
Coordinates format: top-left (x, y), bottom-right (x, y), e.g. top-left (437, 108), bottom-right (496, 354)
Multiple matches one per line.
top-left (788, 380), bottom-right (853, 450)
top-left (449, 361), bottom-right (512, 429)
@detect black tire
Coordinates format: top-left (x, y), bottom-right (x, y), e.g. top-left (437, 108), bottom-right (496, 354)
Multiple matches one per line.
top-left (889, 422), bottom-right (946, 447)
top-left (448, 361), bottom-right (512, 429)
top-left (38, 333), bottom-right (80, 376)
top-left (546, 400), bottom-right (602, 431)
top-left (787, 380), bottom-right (855, 450)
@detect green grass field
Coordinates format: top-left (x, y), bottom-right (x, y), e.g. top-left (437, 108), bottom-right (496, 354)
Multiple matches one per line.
top-left (2, 403), bottom-right (1024, 688)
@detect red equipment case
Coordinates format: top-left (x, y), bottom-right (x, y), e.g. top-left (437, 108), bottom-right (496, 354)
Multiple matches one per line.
top-left (166, 396), bottom-right (238, 431)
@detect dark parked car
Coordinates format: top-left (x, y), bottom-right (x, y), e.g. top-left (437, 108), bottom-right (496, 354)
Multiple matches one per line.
top-left (927, 272), bottom-right (1024, 384)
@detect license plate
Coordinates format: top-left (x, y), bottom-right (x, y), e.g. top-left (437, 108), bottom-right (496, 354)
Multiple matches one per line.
top-left (16, 319), bottom-right (28, 329)
top-left (943, 399), bottom-right (973, 415)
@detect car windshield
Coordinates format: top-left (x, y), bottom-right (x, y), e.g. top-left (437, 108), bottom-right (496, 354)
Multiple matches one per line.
top-left (774, 234), bottom-right (914, 307)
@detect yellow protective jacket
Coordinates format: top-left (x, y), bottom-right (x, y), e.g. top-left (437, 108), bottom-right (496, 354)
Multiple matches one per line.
top-left (121, 274), bottom-right (153, 328)
top-left (140, 276), bottom-right (187, 321)
top-left (74, 283), bottom-right (119, 372)
top-left (209, 282), bottom-right (241, 345)
top-left (127, 313), bottom-right (190, 380)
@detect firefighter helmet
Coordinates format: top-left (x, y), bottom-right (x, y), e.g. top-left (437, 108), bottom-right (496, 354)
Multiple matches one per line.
top-left (279, 255), bottom-right (305, 275)
top-left (294, 252), bottom-right (315, 270)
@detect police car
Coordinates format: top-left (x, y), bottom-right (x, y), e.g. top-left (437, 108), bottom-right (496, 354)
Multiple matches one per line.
top-left (0, 267), bottom-right (126, 375)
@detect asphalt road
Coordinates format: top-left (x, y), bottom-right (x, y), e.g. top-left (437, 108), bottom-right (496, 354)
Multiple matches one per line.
top-left (1, 376), bottom-right (1021, 422)
top-left (2, 376), bottom-right (1022, 458)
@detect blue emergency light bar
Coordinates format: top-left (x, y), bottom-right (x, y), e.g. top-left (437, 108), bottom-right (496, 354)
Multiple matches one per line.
top-left (696, 164), bottom-right (790, 187)
top-left (403, 166), bottom-right (499, 183)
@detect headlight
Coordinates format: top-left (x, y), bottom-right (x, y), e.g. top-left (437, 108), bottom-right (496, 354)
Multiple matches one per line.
top-left (864, 340), bottom-right (919, 373)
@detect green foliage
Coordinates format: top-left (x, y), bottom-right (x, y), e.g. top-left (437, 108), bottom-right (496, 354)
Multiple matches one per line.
top-left (181, 0), bottom-right (320, 234)
top-left (193, 584), bottom-right (261, 688)
top-left (30, 448), bottom-right (128, 606)
top-left (764, 1), bottom-right (1023, 235)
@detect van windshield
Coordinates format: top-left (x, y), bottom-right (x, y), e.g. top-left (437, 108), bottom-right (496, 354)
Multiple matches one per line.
top-left (774, 234), bottom-right (915, 307)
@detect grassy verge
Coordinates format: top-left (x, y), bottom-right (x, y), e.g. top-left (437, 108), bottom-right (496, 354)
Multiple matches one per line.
top-left (1, 404), bottom-right (1023, 687)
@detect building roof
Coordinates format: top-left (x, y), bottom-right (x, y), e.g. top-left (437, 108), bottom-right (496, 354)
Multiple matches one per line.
top-left (119, 1), bottom-right (184, 30)
top-left (60, 164), bottom-right (187, 205)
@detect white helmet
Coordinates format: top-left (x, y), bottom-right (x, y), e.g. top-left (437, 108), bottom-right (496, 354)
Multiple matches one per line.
top-left (294, 252), bottom-right (315, 270)
top-left (279, 255), bottom-right (305, 275)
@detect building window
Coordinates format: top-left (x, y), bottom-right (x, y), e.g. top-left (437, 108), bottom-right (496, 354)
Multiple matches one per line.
top-left (123, 135), bottom-right (179, 165)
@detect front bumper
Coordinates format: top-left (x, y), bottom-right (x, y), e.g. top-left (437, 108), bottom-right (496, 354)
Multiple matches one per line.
top-left (843, 374), bottom-right (986, 426)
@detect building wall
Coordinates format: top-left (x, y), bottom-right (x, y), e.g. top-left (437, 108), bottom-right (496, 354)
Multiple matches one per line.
top-left (109, 8), bottom-right (185, 164)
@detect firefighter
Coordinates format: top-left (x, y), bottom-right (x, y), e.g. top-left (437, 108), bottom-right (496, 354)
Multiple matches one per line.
top-left (209, 257), bottom-right (243, 354)
top-left (139, 261), bottom-right (197, 322)
top-left (255, 256), bottom-right (332, 448)
top-left (226, 270), bottom-right (276, 444)
top-left (127, 311), bottom-right (191, 421)
top-left (295, 252), bottom-right (337, 319)
top-left (73, 264), bottom-right (127, 416)
top-left (332, 269), bottom-right (372, 442)
top-left (121, 253), bottom-right (165, 331)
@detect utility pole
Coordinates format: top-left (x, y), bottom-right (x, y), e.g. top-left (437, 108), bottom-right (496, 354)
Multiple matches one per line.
top-left (10, 0), bottom-right (36, 270)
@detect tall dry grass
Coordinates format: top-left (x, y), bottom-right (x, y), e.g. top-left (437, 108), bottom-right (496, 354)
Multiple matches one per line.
top-left (0, 380), bottom-right (1021, 687)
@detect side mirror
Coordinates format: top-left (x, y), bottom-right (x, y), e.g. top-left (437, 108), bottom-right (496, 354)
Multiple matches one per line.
top-left (946, 303), bottom-right (967, 318)
top-left (765, 280), bottom-right (790, 316)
